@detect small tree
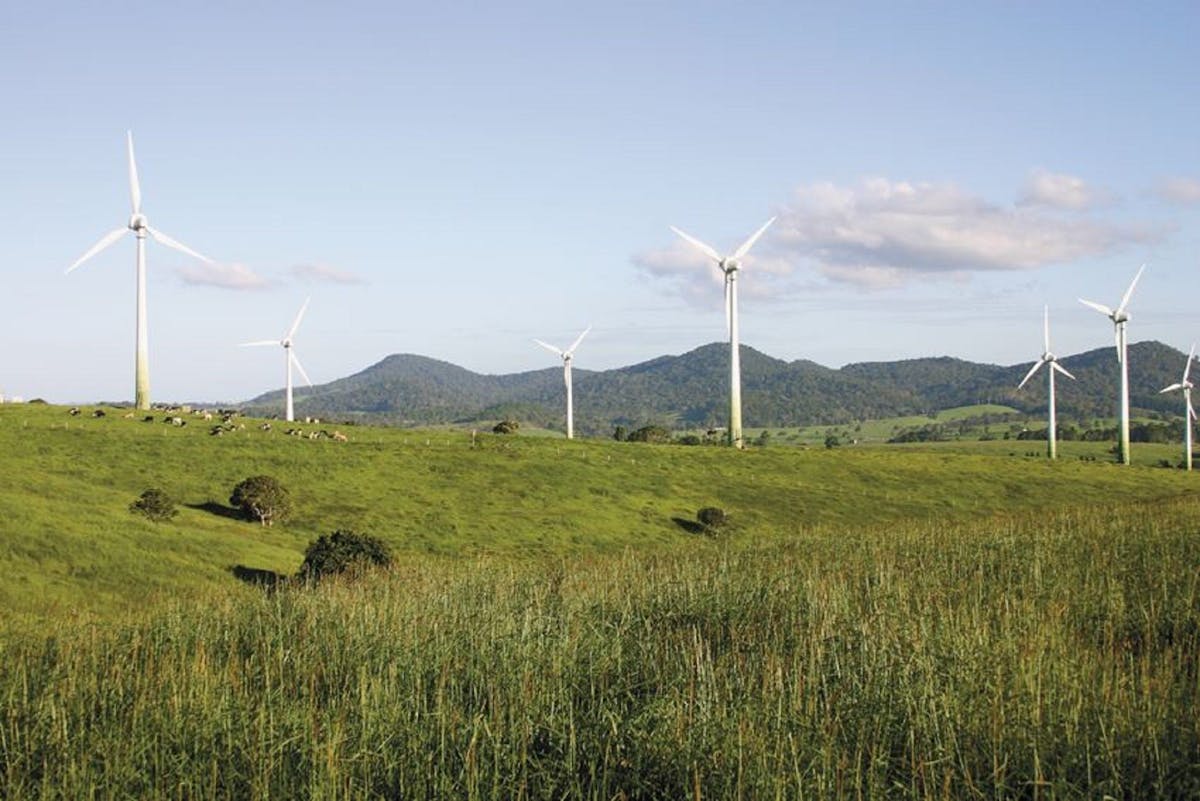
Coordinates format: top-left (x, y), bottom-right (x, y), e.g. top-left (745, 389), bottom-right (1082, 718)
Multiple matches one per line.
top-left (230, 475), bottom-right (292, 527)
top-left (130, 488), bottom-right (177, 522)
top-left (824, 434), bottom-right (841, 449)
top-left (299, 530), bottom-right (392, 581)
top-left (696, 506), bottom-right (728, 533)
top-left (612, 425), bottom-right (627, 442)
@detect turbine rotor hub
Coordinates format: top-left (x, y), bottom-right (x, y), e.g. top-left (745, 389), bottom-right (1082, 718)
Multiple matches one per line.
top-left (128, 213), bottom-right (147, 231)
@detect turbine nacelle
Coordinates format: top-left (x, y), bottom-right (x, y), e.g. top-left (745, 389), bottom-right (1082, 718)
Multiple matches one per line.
top-left (128, 213), bottom-right (148, 231)
top-left (720, 258), bottom-right (740, 274)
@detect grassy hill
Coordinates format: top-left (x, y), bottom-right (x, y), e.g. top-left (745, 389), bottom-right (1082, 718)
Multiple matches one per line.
top-left (1, 401), bottom-right (1195, 628)
top-left (243, 341), bottom-right (1192, 435)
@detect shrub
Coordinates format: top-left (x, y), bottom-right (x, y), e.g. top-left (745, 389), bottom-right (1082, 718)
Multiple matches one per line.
top-left (824, 434), bottom-right (841, 449)
top-left (493, 419), bottom-right (520, 435)
top-left (229, 475), bottom-right (292, 527)
top-left (675, 434), bottom-right (702, 446)
top-left (299, 530), bottom-right (392, 581)
top-left (130, 488), bottom-right (177, 522)
top-left (697, 506), bottom-right (728, 532)
top-left (626, 425), bottom-right (671, 444)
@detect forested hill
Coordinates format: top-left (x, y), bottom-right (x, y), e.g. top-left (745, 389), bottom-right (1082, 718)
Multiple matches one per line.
top-left (243, 341), bottom-right (1190, 434)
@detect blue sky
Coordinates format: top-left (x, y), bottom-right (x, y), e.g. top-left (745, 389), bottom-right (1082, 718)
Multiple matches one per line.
top-left (1, 2), bottom-right (1197, 403)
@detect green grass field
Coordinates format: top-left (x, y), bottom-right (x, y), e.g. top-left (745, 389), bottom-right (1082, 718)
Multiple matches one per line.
top-left (1, 402), bottom-right (1197, 797)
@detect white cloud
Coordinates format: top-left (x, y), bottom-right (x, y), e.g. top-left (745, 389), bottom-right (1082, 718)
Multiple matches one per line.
top-left (291, 263), bottom-right (365, 284)
top-left (1154, 176), bottom-right (1200, 205)
top-left (634, 177), bottom-right (1161, 299)
top-left (1020, 169), bottom-right (1108, 209)
top-left (776, 178), bottom-right (1156, 287)
top-left (178, 262), bottom-right (270, 290)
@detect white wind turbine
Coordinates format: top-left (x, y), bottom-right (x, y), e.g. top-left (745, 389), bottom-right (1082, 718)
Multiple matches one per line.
top-left (670, 216), bottom-right (776, 448)
top-left (1159, 344), bottom-right (1197, 472)
top-left (240, 298), bottom-right (313, 422)
top-left (66, 132), bottom-right (213, 410)
top-left (1016, 306), bottom-right (1076, 460)
top-left (1079, 264), bottom-right (1146, 465)
top-left (533, 327), bottom-right (591, 440)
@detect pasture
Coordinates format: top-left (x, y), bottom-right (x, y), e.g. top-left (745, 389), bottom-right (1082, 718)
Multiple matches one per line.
top-left (0, 402), bottom-right (1197, 797)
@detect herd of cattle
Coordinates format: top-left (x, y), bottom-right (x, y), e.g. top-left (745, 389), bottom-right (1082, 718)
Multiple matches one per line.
top-left (65, 405), bottom-right (349, 442)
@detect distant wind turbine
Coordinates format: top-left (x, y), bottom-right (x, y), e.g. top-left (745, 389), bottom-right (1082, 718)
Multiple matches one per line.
top-left (1016, 306), bottom-right (1076, 459)
top-left (533, 327), bottom-right (590, 439)
top-left (66, 132), bottom-right (214, 410)
top-left (240, 298), bottom-right (313, 422)
top-left (670, 217), bottom-right (776, 448)
top-left (1159, 344), bottom-right (1197, 471)
top-left (1079, 264), bottom-right (1146, 465)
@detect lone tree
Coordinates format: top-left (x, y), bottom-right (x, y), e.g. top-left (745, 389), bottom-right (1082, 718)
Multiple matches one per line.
top-left (299, 530), bottom-right (392, 582)
top-left (493, 419), bottom-right (520, 434)
top-left (130, 488), bottom-right (177, 522)
top-left (230, 475), bottom-right (292, 527)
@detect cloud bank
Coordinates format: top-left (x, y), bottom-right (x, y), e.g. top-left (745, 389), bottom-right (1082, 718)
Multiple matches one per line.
top-left (635, 177), bottom-right (1160, 298)
top-left (291, 263), bottom-right (364, 284)
top-left (1154, 176), bottom-right (1200, 205)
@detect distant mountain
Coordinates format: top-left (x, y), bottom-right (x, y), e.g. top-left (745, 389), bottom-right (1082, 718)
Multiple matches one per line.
top-left (242, 341), bottom-right (1191, 433)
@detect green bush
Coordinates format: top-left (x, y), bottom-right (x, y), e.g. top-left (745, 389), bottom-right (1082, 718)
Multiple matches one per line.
top-left (493, 419), bottom-right (520, 434)
top-left (697, 506), bottom-right (728, 532)
top-left (229, 475), bottom-right (292, 527)
top-left (299, 530), bottom-right (392, 581)
top-left (129, 488), bottom-right (177, 522)
top-left (627, 425), bottom-right (671, 443)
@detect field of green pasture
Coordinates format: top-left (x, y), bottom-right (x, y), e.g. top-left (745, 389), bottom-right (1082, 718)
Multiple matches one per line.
top-left (1, 402), bottom-right (1197, 627)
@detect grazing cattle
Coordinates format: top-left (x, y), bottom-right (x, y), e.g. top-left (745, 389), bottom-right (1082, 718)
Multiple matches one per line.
top-left (123, 412), bottom-right (135, 419)
top-left (165, 416), bottom-right (186, 427)
top-left (68, 407), bottom-right (80, 416)
top-left (259, 422), bottom-right (272, 431)
top-left (143, 415), bottom-right (155, 423)
top-left (203, 412), bottom-right (213, 421)
top-left (331, 431), bottom-right (348, 442)
top-left (92, 409), bottom-right (106, 418)
top-left (210, 427), bottom-right (224, 436)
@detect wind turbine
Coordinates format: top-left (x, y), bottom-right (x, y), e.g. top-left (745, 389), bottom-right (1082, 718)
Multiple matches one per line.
top-left (1016, 306), bottom-right (1076, 459)
top-left (1079, 264), bottom-right (1145, 465)
top-left (66, 132), bottom-right (214, 410)
top-left (240, 298), bottom-right (313, 422)
top-left (533, 327), bottom-right (590, 439)
top-left (670, 216), bottom-right (776, 448)
top-left (1159, 344), bottom-right (1197, 471)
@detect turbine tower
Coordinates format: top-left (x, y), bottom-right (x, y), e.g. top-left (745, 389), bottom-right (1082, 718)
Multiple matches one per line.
top-left (66, 132), bottom-right (214, 410)
top-left (1016, 306), bottom-right (1076, 459)
top-left (670, 216), bottom-right (775, 448)
top-left (240, 298), bottom-right (313, 422)
top-left (1079, 264), bottom-right (1145, 465)
top-left (533, 327), bottom-right (591, 439)
top-left (1159, 344), bottom-right (1197, 471)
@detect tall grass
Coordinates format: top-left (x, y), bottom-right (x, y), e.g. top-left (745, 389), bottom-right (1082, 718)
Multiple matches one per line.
top-left (2, 500), bottom-right (1197, 799)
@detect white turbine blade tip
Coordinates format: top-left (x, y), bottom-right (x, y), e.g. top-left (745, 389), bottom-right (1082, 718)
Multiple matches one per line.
top-left (533, 338), bottom-right (563, 356)
top-left (566, 326), bottom-right (591, 355)
top-left (669, 226), bottom-right (722, 262)
top-left (1161, 383), bottom-right (1183, 394)
top-left (146, 227), bottom-right (213, 263)
top-left (290, 351), bottom-right (313, 387)
top-left (1017, 360), bottom-right (1045, 390)
top-left (238, 340), bottom-right (280, 347)
top-left (286, 297), bottom-right (311, 340)
top-left (731, 216), bottom-right (777, 260)
top-left (127, 131), bottom-right (142, 215)
top-left (1078, 298), bottom-right (1114, 317)
top-left (66, 227), bottom-right (128, 274)
top-left (1116, 263), bottom-right (1146, 315)
top-left (1052, 362), bottom-right (1076, 381)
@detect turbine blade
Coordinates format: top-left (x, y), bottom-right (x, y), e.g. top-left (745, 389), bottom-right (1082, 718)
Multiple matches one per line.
top-left (724, 274), bottom-right (731, 336)
top-left (565, 326), bottom-right (591, 356)
top-left (146, 227), bottom-right (212, 263)
top-left (238, 340), bottom-right (280, 347)
top-left (1051, 362), bottom-right (1076, 381)
top-left (1078, 298), bottom-right (1114, 317)
top-left (1017, 359), bottom-right (1046, 390)
top-left (669, 226), bottom-right (722, 263)
top-left (127, 131), bottom-right (142, 215)
top-left (731, 216), bottom-right (776, 260)
top-left (1042, 305), bottom-right (1050, 352)
top-left (1161, 383), bottom-right (1182, 394)
top-left (1115, 263), bottom-right (1146, 316)
top-left (290, 350), bottom-right (313, 387)
top-left (533, 338), bottom-right (564, 356)
top-left (1184, 343), bottom-right (1196, 383)
top-left (1189, 399), bottom-right (1197, 421)
top-left (66, 227), bottom-right (128, 273)
top-left (286, 297), bottom-right (310, 340)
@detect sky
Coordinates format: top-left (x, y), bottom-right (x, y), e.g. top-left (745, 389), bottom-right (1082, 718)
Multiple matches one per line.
top-left (1, 1), bottom-right (1197, 404)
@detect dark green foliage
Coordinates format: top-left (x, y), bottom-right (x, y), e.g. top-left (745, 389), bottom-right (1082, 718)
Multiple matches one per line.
top-left (697, 506), bottom-right (728, 531)
top-left (129, 488), bottom-right (177, 522)
top-left (675, 434), bottom-right (702, 446)
top-left (299, 530), bottom-right (392, 581)
top-left (824, 434), bottom-right (840, 449)
top-left (755, 430), bottom-right (771, 447)
top-left (612, 425), bottom-right (627, 441)
top-left (229, 475), bottom-right (292, 527)
top-left (492, 419), bottom-right (520, 434)
top-left (626, 425), bottom-right (671, 443)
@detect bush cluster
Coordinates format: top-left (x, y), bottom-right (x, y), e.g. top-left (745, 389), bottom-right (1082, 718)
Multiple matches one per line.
top-left (299, 530), bottom-right (392, 581)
